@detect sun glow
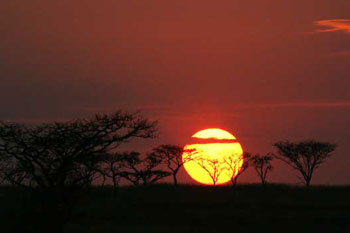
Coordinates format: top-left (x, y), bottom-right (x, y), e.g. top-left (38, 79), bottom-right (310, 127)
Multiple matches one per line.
top-left (192, 128), bottom-right (236, 140)
top-left (182, 128), bottom-right (244, 186)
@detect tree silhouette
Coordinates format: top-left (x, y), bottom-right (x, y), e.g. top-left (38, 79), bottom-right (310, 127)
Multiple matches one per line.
top-left (98, 153), bottom-right (125, 191)
top-left (0, 111), bottom-right (157, 190)
top-left (0, 111), bottom-right (157, 232)
top-left (224, 152), bottom-right (252, 186)
top-left (151, 144), bottom-right (195, 185)
top-left (273, 140), bottom-right (337, 186)
top-left (196, 157), bottom-right (225, 186)
top-left (252, 154), bottom-right (273, 185)
top-left (119, 151), bottom-right (170, 185)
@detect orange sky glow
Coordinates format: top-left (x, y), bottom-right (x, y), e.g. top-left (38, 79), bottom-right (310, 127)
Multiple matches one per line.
top-left (315, 19), bottom-right (350, 33)
top-left (1, 0), bottom-right (350, 185)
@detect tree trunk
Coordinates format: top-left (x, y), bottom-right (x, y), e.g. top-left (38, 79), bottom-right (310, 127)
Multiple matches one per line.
top-left (112, 176), bottom-right (118, 196)
top-left (260, 176), bottom-right (266, 186)
top-left (112, 176), bottom-right (117, 189)
top-left (231, 176), bottom-right (238, 187)
top-left (305, 178), bottom-right (311, 187)
top-left (173, 174), bottom-right (178, 185)
top-left (101, 175), bottom-right (106, 187)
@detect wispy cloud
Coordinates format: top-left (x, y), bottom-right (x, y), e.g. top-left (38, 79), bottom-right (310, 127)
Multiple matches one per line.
top-left (1, 118), bottom-right (70, 124)
top-left (253, 101), bottom-right (350, 108)
top-left (8, 101), bottom-right (350, 124)
top-left (314, 19), bottom-right (350, 33)
top-left (71, 105), bottom-right (173, 114)
top-left (325, 50), bottom-right (350, 57)
top-left (73, 101), bottom-right (350, 117)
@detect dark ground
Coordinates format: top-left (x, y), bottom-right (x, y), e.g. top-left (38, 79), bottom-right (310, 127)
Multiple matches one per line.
top-left (1, 184), bottom-right (350, 233)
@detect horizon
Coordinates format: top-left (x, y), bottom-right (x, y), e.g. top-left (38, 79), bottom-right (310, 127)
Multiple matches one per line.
top-left (1, 0), bottom-right (350, 185)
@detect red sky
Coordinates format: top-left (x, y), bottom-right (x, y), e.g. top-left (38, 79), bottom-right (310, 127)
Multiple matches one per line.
top-left (1, 0), bottom-right (350, 185)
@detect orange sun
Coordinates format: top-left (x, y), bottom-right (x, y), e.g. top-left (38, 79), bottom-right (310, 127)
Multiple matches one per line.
top-left (182, 128), bottom-right (244, 186)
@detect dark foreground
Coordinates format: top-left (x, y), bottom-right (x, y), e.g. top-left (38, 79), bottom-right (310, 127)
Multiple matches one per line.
top-left (1, 185), bottom-right (350, 233)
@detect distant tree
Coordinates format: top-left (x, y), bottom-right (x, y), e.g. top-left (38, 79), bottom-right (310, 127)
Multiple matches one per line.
top-left (224, 152), bottom-right (252, 186)
top-left (252, 154), bottom-right (273, 185)
top-left (0, 111), bottom-right (157, 233)
top-left (98, 153), bottom-right (125, 190)
top-left (273, 140), bottom-right (337, 186)
top-left (151, 144), bottom-right (195, 185)
top-left (120, 151), bottom-right (170, 185)
top-left (196, 157), bottom-right (225, 186)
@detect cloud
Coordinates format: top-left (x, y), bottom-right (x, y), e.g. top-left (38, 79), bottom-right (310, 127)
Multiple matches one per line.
top-left (2, 118), bottom-right (70, 124)
top-left (253, 101), bottom-right (350, 108)
top-left (7, 101), bottom-right (350, 124)
top-left (314, 19), bottom-right (350, 33)
top-left (325, 50), bottom-right (350, 57)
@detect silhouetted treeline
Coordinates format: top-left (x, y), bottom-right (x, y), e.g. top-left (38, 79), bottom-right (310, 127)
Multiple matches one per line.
top-left (0, 110), bottom-right (338, 232)
top-left (0, 111), bottom-right (157, 233)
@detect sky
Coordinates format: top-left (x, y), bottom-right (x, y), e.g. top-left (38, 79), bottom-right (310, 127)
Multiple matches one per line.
top-left (1, 0), bottom-right (350, 185)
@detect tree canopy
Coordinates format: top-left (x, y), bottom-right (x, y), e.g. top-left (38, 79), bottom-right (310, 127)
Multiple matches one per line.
top-left (252, 154), bottom-right (273, 185)
top-left (273, 140), bottom-right (336, 186)
top-left (0, 111), bottom-right (157, 190)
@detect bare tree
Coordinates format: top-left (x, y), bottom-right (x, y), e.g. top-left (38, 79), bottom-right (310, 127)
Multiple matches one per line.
top-left (224, 152), bottom-right (252, 186)
top-left (119, 151), bottom-right (170, 185)
top-left (273, 140), bottom-right (337, 186)
top-left (252, 154), bottom-right (273, 185)
top-left (151, 144), bottom-right (195, 185)
top-left (0, 111), bottom-right (157, 233)
top-left (196, 157), bottom-right (225, 186)
top-left (0, 111), bottom-right (157, 190)
top-left (98, 153), bottom-right (125, 190)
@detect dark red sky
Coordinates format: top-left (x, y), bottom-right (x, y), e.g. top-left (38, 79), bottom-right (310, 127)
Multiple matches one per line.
top-left (1, 0), bottom-right (350, 185)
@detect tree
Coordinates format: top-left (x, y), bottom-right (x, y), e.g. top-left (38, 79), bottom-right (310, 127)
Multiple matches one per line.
top-left (98, 152), bottom-right (125, 190)
top-left (273, 140), bottom-right (337, 186)
top-left (0, 111), bottom-right (157, 190)
top-left (151, 144), bottom-right (195, 185)
top-left (0, 111), bottom-right (157, 232)
top-left (196, 157), bottom-right (225, 186)
top-left (119, 151), bottom-right (170, 185)
top-left (224, 152), bottom-right (252, 186)
top-left (252, 154), bottom-right (273, 185)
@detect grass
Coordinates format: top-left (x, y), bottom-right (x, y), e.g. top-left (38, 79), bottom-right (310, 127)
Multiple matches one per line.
top-left (1, 184), bottom-right (350, 232)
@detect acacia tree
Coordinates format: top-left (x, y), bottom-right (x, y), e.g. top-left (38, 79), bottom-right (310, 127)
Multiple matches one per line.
top-left (0, 111), bottom-right (157, 232)
top-left (151, 144), bottom-right (195, 185)
top-left (252, 154), bottom-right (273, 185)
top-left (196, 158), bottom-right (225, 186)
top-left (119, 151), bottom-right (170, 185)
top-left (98, 153), bottom-right (125, 190)
top-left (273, 140), bottom-right (337, 186)
top-left (224, 152), bottom-right (252, 186)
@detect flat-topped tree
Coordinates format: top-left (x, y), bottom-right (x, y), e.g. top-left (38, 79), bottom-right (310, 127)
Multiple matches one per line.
top-left (119, 151), bottom-right (170, 185)
top-left (151, 144), bottom-right (196, 185)
top-left (273, 140), bottom-right (337, 186)
top-left (98, 152), bottom-right (125, 189)
top-left (0, 111), bottom-right (157, 232)
top-left (252, 154), bottom-right (273, 185)
top-left (0, 111), bottom-right (157, 190)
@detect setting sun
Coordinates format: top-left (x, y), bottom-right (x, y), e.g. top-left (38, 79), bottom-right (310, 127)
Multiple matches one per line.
top-left (182, 128), bottom-right (244, 186)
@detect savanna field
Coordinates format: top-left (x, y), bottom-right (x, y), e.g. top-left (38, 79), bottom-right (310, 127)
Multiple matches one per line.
top-left (2, 1), bottom-right (350, 233)
top-left (2, 185), bottom-right (350, 233)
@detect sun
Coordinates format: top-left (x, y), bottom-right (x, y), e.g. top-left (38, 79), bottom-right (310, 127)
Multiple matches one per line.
top-left (182, 128), bottom-right (244, 186)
